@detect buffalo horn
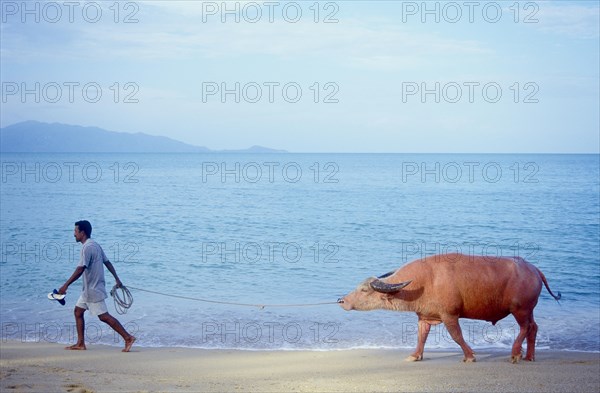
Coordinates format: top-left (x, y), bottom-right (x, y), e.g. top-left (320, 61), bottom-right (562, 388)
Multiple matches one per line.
top-left (370, 279), bottom-right (412, 293)
top-left (377, 270), bottom-right (396, 279)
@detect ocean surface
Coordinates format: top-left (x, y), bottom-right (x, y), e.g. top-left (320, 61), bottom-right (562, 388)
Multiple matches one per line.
top-left (1, 153), bottom-right (598, 353)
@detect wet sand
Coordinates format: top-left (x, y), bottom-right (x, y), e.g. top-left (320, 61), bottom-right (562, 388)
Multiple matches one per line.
top-left (1, 342), bottom-right (599, 392)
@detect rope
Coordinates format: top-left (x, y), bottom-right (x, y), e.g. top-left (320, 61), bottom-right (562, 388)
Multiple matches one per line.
top-left (110, 285), bottom-right (134, 315)
top-left (125, 286), bottom-right (338, 310)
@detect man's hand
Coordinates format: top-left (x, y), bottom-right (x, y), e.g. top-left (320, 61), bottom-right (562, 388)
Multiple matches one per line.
top-left (115, 279), bottom-right (123, 288)
top-left (60, 265), bottom-right (85, 295)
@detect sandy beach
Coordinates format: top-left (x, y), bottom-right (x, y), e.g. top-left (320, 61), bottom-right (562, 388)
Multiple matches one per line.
top-left (1, 342), bottom-right (598, 393)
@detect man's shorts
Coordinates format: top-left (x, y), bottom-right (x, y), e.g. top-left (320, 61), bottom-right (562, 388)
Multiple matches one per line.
top-left (75, 296), bottom-right (108, 316)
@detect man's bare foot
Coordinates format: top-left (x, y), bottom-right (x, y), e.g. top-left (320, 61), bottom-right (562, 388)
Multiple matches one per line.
top-left (65, 344), bottom-right (86, 350)
top-left (122, 336), bottom-right (136, 352)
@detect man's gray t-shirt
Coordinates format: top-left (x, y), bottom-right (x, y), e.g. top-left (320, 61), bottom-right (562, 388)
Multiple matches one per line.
top-left (78, 239), bottom-right (108, 302)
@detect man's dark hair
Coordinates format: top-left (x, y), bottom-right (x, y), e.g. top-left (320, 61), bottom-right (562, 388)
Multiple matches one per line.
top-left (75, 220), bottom-right (92, 237)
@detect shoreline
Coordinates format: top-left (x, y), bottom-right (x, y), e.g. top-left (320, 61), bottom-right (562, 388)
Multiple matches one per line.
top-left (4, 337), bottom-right (599, 354)
top-left (2, 342), bottom-right (599, 393)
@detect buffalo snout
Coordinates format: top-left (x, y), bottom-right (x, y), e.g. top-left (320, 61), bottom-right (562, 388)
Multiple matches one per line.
top-left (338, 294), bottom-right (355, 311)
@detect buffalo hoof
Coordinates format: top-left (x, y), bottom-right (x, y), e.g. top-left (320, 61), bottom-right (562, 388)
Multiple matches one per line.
top-left (405, 354), bottom-right (423, 362)
top-left (524, 356), bottom-right (535, 362)
top-left (463, 357), bottom-right (476, 363)
top-left (511, 355), bottom-right (522, 364)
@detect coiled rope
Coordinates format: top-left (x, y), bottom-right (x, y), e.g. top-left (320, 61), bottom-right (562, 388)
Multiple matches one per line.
top-left (110, 285), bottom-right (134, 315)
top-left (111, 285), bottom-right (338, 312)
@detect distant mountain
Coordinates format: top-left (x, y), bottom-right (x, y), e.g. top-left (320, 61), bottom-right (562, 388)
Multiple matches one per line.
top-left (0, 121), bottom-right (287, 153)
top-left (221, 145), bottom-right (288, 154)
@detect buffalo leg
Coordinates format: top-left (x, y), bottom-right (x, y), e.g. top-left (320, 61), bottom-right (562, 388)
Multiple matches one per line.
top-left (525, 317), bottom-right (538, 361)
top-left (443, 318), bottom-right (476, 362)
top-left (406, 319), bottom-right (431, 362)
top-left (512, 311), bottom-right (536, 363)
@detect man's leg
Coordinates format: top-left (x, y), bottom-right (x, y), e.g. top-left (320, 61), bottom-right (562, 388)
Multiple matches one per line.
top-left (98, 312), bottom-right (136, 352)
top-left (65, 306), bottom-right (87, 350)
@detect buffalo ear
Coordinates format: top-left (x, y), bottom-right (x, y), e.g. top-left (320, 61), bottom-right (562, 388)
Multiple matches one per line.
top-left (370, 279), bottom-right (412, 294)
top-left (379, 293), bottom-right (396, 304)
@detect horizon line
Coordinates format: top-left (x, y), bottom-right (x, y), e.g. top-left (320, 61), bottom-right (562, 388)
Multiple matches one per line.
top-left (2, 120), bottom-right (598, 155)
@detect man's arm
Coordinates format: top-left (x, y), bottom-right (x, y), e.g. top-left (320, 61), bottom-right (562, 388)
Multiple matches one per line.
top-left (104, 260), bottom-right (123, 287)
top-left (58, 266), bottom-right (85, 294)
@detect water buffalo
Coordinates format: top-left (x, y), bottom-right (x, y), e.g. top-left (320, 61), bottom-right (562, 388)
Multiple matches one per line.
top-left (338, 253), bottom-right (561, 363)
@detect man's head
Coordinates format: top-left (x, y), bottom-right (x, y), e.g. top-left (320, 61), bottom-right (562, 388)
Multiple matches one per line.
top-left (74, 220), bottom-right (92, 242)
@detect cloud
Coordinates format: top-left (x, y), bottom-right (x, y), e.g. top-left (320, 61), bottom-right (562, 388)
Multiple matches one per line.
top-left (1, 2), bottom-right (491, 72)
top-left (534, 3), bottom-right (599, 39)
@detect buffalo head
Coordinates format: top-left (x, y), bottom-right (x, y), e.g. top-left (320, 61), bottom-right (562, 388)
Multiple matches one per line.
top-left (338, 275), bottom-right (412, 311)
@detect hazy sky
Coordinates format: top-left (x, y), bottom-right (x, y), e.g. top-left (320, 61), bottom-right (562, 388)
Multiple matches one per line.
top-left (1, 0), bottom-right (598, 152)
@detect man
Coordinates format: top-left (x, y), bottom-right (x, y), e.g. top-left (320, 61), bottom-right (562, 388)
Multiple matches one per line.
top-left (59, 220), bottom-right (136, 352)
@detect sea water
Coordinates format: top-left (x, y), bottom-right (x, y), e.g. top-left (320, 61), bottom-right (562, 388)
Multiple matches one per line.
top-left (1, 153), bottom-right (598, 352)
